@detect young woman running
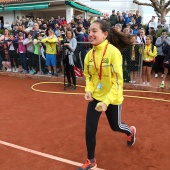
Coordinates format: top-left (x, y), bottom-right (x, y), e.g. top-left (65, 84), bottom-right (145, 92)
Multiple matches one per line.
top-left (78, 19), bottom-right (136, 170)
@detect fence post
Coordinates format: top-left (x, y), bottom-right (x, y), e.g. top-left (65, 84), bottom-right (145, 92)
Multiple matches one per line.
top-left (38, 42), bottom-right (42, 75)
top-left (139, 43), bottom-right (144, 84)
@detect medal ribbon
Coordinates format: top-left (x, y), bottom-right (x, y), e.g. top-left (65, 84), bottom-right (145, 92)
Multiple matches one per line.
top-left (92, 43), bottom-right (108, 80)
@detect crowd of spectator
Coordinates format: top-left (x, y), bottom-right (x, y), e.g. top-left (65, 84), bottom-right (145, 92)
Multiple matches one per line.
top-left (0, 9), bottom-right (170, 89)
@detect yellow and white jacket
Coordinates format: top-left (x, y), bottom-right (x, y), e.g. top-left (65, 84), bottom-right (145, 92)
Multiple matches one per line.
top-left (142, 44), bottom-right (157, 62)
top-left (41, 36), bottom-right (58, 55)
top-left (84, 40), bottom-right (123, 106)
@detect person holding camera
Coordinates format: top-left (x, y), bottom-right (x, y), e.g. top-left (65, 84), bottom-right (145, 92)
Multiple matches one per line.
top-left (63, 28), bottom-right (77, 90)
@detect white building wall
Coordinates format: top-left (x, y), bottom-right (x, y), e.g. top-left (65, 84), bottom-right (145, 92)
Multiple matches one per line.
top-left (21, 10), bottom-right (66, 20)
top-left (66, 5), bottom-right (74, 23)
top-left (0, 11), bottom-right (22, 29)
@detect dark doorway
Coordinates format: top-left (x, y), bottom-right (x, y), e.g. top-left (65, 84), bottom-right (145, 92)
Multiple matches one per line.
top-left (0, 16), bottom-right (4, 23)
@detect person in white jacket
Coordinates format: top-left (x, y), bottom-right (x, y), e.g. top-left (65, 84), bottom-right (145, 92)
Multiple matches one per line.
top-left (23, 33), bottom-right (35, 74)
top-left (137, 28), bottom-right (146, 44)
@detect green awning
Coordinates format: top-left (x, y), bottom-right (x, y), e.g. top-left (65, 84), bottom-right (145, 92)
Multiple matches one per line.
top-left (65, 1), bottom-right (101, 15)
top-left (3, 3), bottom-right (48, 11)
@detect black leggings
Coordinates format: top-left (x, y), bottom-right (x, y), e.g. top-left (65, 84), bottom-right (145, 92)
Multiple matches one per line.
top-left (65, 55), bottom-right (76, 86)
top-left (86, 99), bottom-right (131, 159)
top-left (8, 50), bottom-right (19, 68)
top-left (154, 55), bottom-right (165, 74)
top-left (27, 51), bottom-right (35, 70)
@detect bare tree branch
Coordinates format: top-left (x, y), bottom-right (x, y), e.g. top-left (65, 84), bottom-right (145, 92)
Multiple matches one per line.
top-left (133, 0), bottom-right (152, 6)
top-left (166, 7), bottom-right (170, 13)
top-left (164, 0), bottom-right (170, 9)
top-left (158, 0), bottom-right (162, 6)
top-left (133, 0), bottom-right (169, 20)
top-left (151, 0), bottom-right (161, 13)
top-left (155, 11), bottom-right (161, 17)
top-left (160, 0), bottom-right (163, 5)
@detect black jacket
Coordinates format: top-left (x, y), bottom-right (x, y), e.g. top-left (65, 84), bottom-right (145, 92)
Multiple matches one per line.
top-left (4, 39), bottom-right (18, 51)
top-left (164, 45), bottom-right (170, 62)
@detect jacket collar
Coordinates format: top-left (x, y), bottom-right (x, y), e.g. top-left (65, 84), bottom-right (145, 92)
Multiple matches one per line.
top-left (93, 39), bottom-right (108, 51)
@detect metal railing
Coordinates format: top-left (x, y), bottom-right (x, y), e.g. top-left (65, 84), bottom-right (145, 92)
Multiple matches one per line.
top-left (0, 41), bottom-right (144, 84)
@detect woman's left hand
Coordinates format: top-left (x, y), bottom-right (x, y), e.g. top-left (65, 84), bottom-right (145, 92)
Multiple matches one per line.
top-left (95, 102), bottom-right (108, 112)
top-left (64, 43), bottom-right (69, 46)
top-left (146, 51), bottom-right (150, 55)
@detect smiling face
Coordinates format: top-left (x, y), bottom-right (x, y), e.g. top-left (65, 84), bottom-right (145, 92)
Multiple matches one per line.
top-left (88, 22), bottom-right (108, 46)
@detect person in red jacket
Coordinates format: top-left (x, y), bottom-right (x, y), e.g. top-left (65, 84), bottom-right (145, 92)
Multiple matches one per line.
top-left (60, 17), bottom-right (67, 26)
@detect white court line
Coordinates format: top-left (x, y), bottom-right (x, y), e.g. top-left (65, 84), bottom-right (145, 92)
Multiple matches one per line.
top-left (0, 140), bottom-right (105, 170)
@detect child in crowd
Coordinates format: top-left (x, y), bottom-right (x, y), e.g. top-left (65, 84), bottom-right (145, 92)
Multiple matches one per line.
top-left (142, 35), bottom-right (157, 85)
top-left (41, 29), bottom-right (58, 76)
top-left (23, 32), bottom-right (36, 74)
top-left (128, 35), bottom-right (140, 83)
top-left (132, 24), bottom-right (139, 35)
top-left (0, 28), bottom-right (10, 71)
top-left (33, 33), bottom-right (44, 73)
top-left (5, 33), bottom-right (19, 72)
top-left (18, 32), bottom-right (28, 73)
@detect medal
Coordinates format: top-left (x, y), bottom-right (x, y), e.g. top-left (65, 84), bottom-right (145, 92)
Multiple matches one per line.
top-left (97, 82), bottom-right (103, 89)
top-left (131, 45), bottom-right (135, 61)
top-left (92, 43), bottom-right (108, 90)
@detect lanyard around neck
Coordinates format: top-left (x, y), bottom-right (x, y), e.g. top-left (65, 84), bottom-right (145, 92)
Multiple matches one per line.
top-left (92, 43), bottom-right (108, 80)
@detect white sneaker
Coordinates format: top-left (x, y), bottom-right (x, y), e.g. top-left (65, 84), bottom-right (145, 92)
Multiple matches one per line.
top-left (146, 82), bottom-right (150, 85)
top-left (6, 68), bottom-right (12, 72)
top-left (23, 70), bottom-right (28, 74)
top-left (15, 68), bottom-right (19, 72)
top-left (12, 68), bottom-right (16, 72)
top-left (155, 74), bottom-right (158, 78)
top-left (161, 74), bottom-right (164, 78)
top-left (143, 82), bottom-right (146, 85)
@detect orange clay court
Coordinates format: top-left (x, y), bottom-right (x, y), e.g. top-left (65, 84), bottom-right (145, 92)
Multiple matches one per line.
top-left (0, 76), bottom-right (169, 170)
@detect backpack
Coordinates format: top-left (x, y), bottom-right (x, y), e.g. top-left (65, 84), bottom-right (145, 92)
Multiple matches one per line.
top-left (162, 43), bottom-right (169, 54)
top-left (74, 66), bottom-right (84, 77)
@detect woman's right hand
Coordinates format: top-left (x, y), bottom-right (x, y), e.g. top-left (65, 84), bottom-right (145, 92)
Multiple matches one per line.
top-left (84, 92), bottom-right (93, 102)
top-left (164, 61), bottom-right (169, 64)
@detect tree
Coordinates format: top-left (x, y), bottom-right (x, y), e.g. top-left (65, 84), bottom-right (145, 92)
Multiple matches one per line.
top-left (133, 0), bottom-right (170, 20)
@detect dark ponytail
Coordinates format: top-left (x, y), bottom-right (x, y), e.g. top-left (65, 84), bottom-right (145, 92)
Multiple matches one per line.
top-left (93, 20), bottom-right (133, 51)
top-left (108, 28), bottom-right (133, 51)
